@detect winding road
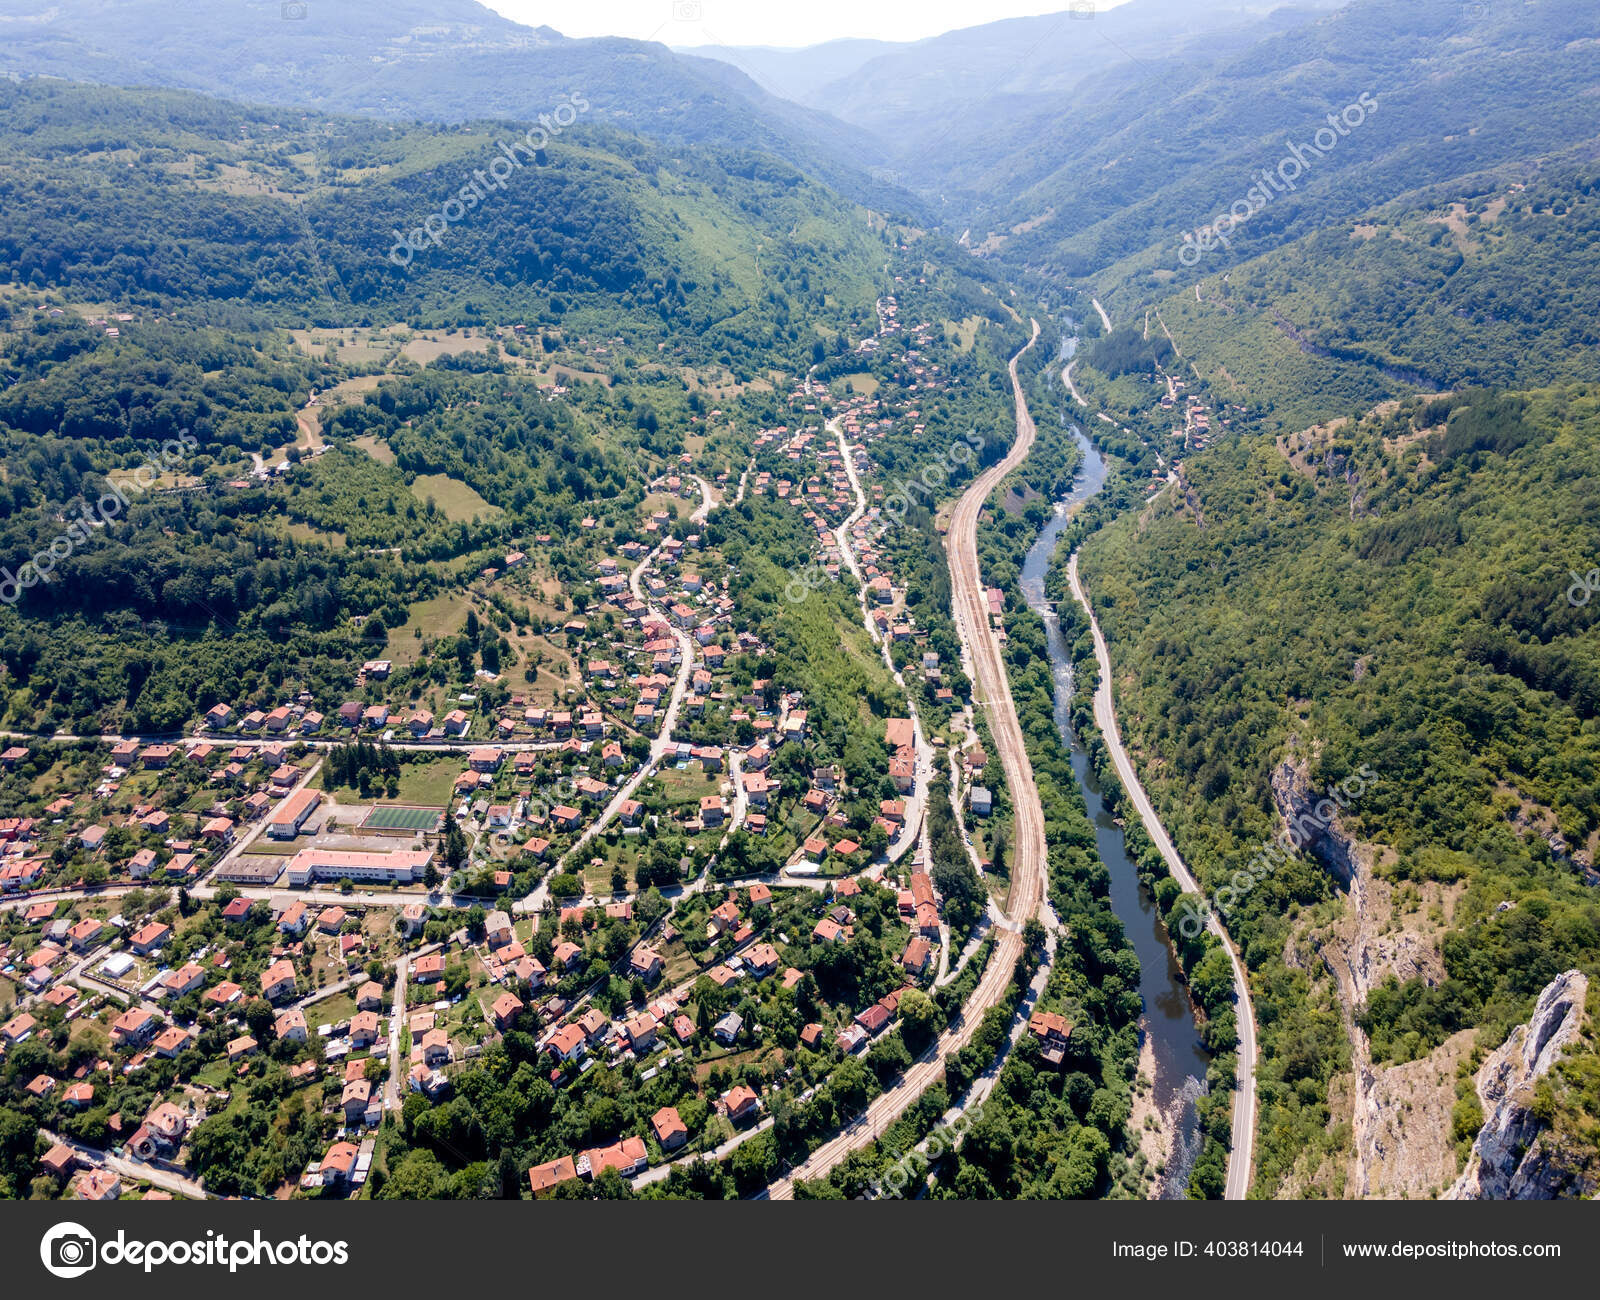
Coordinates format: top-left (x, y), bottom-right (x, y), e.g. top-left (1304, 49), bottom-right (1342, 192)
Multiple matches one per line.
top-left (1064, 551), bottom-right (1258, 1200)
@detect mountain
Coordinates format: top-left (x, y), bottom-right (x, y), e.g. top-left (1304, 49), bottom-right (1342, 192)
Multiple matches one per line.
top-left (0, 0), bottom-right (907, 211)
top-left (963, 0), bottom-right (1600, 303)
top-left (674, 38), bottom-right (899, 107)
top-left (0, 78), bottom-right (891, 362)
top-left (805, 0), bottom-right (1346, 157)
top-left (1077, 379), bottom-right (1600, 1197)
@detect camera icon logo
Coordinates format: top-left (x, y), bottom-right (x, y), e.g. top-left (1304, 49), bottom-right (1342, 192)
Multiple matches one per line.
top-left (282, 1), bottom-right (309, 19)
top-left (41, 1223), bottom-right (98, 1279)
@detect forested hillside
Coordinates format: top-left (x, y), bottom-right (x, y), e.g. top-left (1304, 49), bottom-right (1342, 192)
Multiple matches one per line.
top-left (0, 0), bottom-right (900, 210)
top-left (1148, 167), bottom-right (1600, 432)
top-left (0, 80), bottom-right (888, 363)
top-left (1079, 385), bottom-right (1600, 1195)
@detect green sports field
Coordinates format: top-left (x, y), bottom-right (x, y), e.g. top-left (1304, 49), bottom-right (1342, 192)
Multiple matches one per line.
top-left (363, 805), bottom-right (444, 831)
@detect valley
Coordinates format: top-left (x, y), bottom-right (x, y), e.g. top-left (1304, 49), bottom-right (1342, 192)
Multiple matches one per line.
top-left (0, 0), bottom-right (1596, 1220)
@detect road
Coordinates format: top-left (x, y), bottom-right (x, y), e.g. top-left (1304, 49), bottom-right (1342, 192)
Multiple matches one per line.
top-left (1064, 550), bottom-right (1258, 1200)
top-left (1063, 359), bottom-right (1087, 409)
top-left (0, 728), bottom-right (568, 755)
top-left (828, 416), bottom-right (935, 866)
top-left (767, 320), bottom-right (1048, 1198)
top-left (43, 1128), bottom-right (208, 1200)
top-left (516, 477), bottom-right (719, 910)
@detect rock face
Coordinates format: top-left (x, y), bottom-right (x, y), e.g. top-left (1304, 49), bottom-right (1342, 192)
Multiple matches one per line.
top-left (1270, 759), bottom-right (1359, 886)
top-left (1447, 969), bottom-right (1592, 1200)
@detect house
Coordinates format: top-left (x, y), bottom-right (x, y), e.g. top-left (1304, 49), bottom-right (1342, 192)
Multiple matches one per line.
top-left (799, 1022), bottom-right (825, 1051)
top-left (628, 946), bottom-right (664, 983)
top-left (399, 903), bottom-right (428, 937)
top-left (261, 959), bottom-right (298, 1001)
top-left (551, 805), bottom-right (582, 833)
top-left (484, 909), bottom-right (514, 948)
top-left (622, 1012), bottom-right (658, 1053)
top-left (356, 980), bottom-right (385, 1012)
top-left (206, 986), bottom-right (246, 1018)
top-left (110, 1007), bottom-right (157, 1048)
top-left (342, 1078), bottom-right (374, 1124)
top-left (651, 1106), bottom-right (688, 1151)
top-left (411, 953), bottom-right (445, 983)
top-left (491, 993), bottom-right (524, 1029)
top-left (278, 901), bottom-right (309, 935)
top-left (581, 1135), bottom-right (648, 1179)
top-left (330, 1005), bottom-right (377, 1047)
top-left (40, 1143), bottom-right (78, 1181)
top-left (812, 918), bottom-right (845, 944)
top-left (723, 1084), bottom-right (760, 1122)
top-left (901, 936), bottom-right (933, 976)
top-left (421, 1028), bottom-right (452, 1066)
top-left (854, 1004), bottom-right (891, 1037)
top-left (129, 921), bottom-right (171, 955)
top-left (527, 1155), bottom-right (579, 1197)
top-left (76, 1169), bottom-right (123, 1201)
top-left (546, 1023), bottom-right (587, 1063)
top-left (319, 1141), bottom-right (360, 1187)
top-left (712, 1011), bottom-right (743, 1045)
top-left (1027, 1011), bottom-right (1074, 1066)
top-left (747, 882), bottom-right (772, 909)
top-left (153, 1026), bottom-right (192, 1058)
top-left (1, 1012), bottom-right (37, 1045)
top-left (969, 786), bottom-right (993, 817)
top-left (68, 918), bottom-right (105, 950)
top-left (161, 962), bottom-right (205, 998)
top-left (745, 943), bottom-right (780, 978)
top-left (317, 906), bottom-right (347, 934)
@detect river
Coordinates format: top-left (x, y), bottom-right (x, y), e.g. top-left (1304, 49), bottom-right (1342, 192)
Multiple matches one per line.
top-left (1017, 340), bottom-right (1210, 1197)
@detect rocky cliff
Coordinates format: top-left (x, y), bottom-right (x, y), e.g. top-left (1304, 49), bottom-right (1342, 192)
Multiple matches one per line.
top-left (1447, 969), bottom-right (1594, 1200)
top-left (1270, 757), bottom-right (1359, 886)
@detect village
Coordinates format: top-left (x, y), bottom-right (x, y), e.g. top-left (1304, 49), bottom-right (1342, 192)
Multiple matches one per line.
top-left (0, 280), bottom-right (1034, 1202)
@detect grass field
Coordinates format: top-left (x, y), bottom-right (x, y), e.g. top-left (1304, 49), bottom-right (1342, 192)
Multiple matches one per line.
top-left (385, 592), bottom-right (470, 663)
top-left (832, 371), bottom-right (879, 397)
top-left (351, 433), bottom-right (396, 465)
top-left (389, 758), bottom-right (468, 808)
top-left (410, 474), bottom-right (501, 523)
top-left (282, 520), bottom-right (347, 548)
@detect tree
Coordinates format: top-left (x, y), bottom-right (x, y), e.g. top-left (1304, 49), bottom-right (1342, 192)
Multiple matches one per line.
top-left (897, 988), bottom-right (941, 1053)
top-left (443, 820), bottom-right (469, 872)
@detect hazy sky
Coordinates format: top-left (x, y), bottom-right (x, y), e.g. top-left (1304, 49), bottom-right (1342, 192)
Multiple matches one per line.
top-left (481, 0), bottom-right (1130, 48)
